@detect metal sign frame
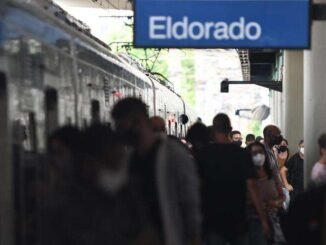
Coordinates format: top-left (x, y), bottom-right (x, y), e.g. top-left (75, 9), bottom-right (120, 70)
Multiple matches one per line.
top-left (134, 0), bottom-right (312, 49)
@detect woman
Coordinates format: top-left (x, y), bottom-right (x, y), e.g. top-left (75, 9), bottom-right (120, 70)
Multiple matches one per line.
top-left (247, 142), bottom-right (286, 245)
top-left (275, 139), bottom-right (290, 171)
top-left (311, 133), bottom-right (326, 186)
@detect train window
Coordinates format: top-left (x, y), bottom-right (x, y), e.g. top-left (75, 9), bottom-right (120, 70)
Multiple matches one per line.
top-left (136, 79), bottom-right (144, 89)
top-left (91, 99), bottom-right (100, 124)
top-left (45, 88), bottom-right (58, 136)
top-left (103, 76), bottom-right (110, 105)
top-left (22, 112), bottom-right (37, 153)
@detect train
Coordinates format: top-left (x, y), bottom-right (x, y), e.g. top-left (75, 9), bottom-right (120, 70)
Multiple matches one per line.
top-left (0, 1), bottom-right (197, 244)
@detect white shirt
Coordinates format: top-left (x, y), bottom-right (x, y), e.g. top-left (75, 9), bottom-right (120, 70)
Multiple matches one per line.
top-left (311, 162), bottom-right (326, 185)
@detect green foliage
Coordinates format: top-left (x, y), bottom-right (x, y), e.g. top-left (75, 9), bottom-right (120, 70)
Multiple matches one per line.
top-left (249, 120), bottom-right (262, 137)
top-left (105, 23), bottom-right (169, 77)
top-left (180, 51), bottom-right (196, 106)
top-left (105, 22), bottom-right (196, 106)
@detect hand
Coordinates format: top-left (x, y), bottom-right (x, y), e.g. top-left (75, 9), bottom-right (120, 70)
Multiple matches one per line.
top-left (285, 184), bottom-right (294, 192)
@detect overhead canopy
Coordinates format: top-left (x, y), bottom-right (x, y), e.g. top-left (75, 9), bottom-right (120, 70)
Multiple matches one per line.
top-left (238, 49), bottom-right (282, 81)
top-left (54, 0), bottom-right (132, 10)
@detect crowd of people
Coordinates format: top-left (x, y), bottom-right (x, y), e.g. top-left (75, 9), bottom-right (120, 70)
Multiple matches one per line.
top-left (44, 97), bottom-right (326, 245)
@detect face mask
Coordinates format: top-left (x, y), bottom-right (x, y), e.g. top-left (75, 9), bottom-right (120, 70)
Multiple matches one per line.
top-left (272, 135), bottom-right (283, 146)
top-left (233, 140), bottom-right (242, 147)
top-left (300, 147), bottom-right (304, 155)
top-left (252, 153), bottom-right (266, 167)
top-left (98, 169), bottom-right (127, 194)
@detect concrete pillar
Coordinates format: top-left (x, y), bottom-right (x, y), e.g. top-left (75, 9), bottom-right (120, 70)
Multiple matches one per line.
top-left (283, 51), bottom-right (304, 155)
top-left (270, 90), bottom-right (283, 129)
top-left (304, 0), bottom-right (326, 187)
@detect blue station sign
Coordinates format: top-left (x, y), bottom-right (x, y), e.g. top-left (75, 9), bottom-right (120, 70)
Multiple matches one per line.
top-left (134, 0), bottom-right (310, 48)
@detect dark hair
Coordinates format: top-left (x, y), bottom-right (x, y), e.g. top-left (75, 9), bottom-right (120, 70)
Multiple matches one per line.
top-left (246, 134), bottom-right (255, 142)
top-left (230, 130), bottom-right (241, 138)
top-left (186, 122), bottom-right (209, 145)
top-left (298, 139), bottom-right (304, 145)
top-left (255, 136), bottom-right (263, 142)
top-left (212, 113), bottom-right (232, 134)
top-left (263, 125), bottom-right (280, 138)
top-left (111, 97), bottom-right (149, 120)
top-left (282, 138), bottom-right (289, 145)
top-left (48, 125), bottom-right (82, 154)
top-left (149, 116), bottom-right (166, 133)
top-left (247, 142), bottom-right (273, 179)
top-left (318, 134), bottom-right (326, 149)
top-left (82, 124), bottom-right (120, 162)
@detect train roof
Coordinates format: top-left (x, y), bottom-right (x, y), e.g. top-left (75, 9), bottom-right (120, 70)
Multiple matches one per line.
top-left (2, 0), bottom-right (190, 108)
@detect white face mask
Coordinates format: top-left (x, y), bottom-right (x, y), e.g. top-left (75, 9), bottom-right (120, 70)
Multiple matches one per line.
top-left (252, 153), bottom-right (266, 167)
top-left (98, 168), bottom-right (127, 194)
top-left (300, 147), bottom-right (304, 155)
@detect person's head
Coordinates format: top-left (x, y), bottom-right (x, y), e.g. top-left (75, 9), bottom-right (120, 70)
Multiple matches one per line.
top-left (277, 145), bottom-right (290, 160)
top-left (82, 124), bottom-right (124, 170)
top-left (318, 134), bottom-right (326, 158)
top-left (111, 98), bottom-right (150, 146)
top-left (48, 126), bottom-right (82, 172)
top-left (245, 134), bottom-right (255, 146)
top-left (81, 124), bottom-right (127, 192)
top-left (255, 136), bottom-right (264, 143)
top-left (186, 122), bottom-right (209, 152)
top-left (230, 130), bottom-right (242, 147)
top-left (149, 116), bottom-right (166, 135)
top-left (298, 139), bottom-right (304, 157)
top-left (281, 138), bottom-right (289, 146)
top-left (212, 113), bottom-right (232, 143)
top-left (247, 142), bottom-right (273, 179)
top-left (263, 125), bottom-right (283, 148)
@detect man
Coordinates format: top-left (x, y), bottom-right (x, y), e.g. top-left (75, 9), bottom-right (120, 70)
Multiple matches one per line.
top-left (197, 113), bottom-right (269, 245)
top-left (186, 122), bottom-right (209, 156)
top-left (263, 125), bottom-right (284, 178)
top-left (230, 130), bottom-right (242, 147)
top-left (46, 124), bottom-right (142, 245)
top-left (112, 98), bottom-right (201, 245)
top-left (281, 140), bottom-right (304, 202)
top-left (245, 134), bottom-right (256, 147)
top-left (263, 125), bottom-right (286, 243)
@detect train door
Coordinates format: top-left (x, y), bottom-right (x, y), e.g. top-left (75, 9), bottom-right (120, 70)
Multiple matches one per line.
top-left (45, 88), bottom-right (58, 135)
top-left (91, 99), bottom-right (100, 124)
top-left (0, 72), bottom-right (15, 245)
top-left (5, 36), bottom-right (47, 245)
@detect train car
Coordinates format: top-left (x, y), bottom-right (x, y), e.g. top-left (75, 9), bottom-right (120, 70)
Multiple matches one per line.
top-left (0, 1), bottom-right (197, 244)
